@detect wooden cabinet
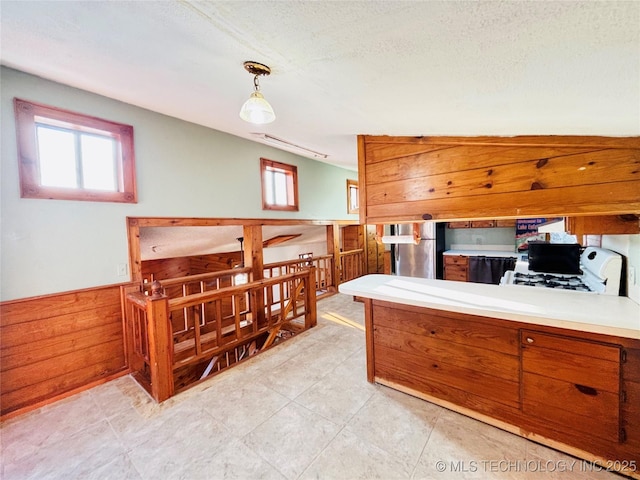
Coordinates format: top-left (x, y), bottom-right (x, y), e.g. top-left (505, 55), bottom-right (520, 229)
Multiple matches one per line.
top-left (567, 215), bottom-right (640, 237)
top-left (361, 297), bottom-right (640, 477)
top-left (372, 303), bottom-right (520, 419)
top-left (495, 219), bottom-right (517, 227)
top-left (443, 255), bottom-right (468, 281)
top-left (521, 330), bottom-right (622, 443)
top-left (447, 219), bottom-right (516, 229)
top-left (446, 221), bottom-right (470, 229)
top-left (470, 220), bottom-right (496, 228)
top-left (363, 298), bottom-right (640, 476)
top-left (357, 135), bottom-right (640, 224)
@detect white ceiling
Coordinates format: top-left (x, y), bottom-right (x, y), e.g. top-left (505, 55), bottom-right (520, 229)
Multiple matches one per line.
top-left (1, 1), bottom-right (638, 171)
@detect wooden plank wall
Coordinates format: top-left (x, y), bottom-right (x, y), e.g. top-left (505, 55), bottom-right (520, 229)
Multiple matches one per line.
top-left (0, 284), bottom-right (127, 417)
top-left (358, 135), bottom-right (640, 224)
top-left (141, 252), bottom-right (242, 282)
top-left (189, 253), bottom-right (242, 275)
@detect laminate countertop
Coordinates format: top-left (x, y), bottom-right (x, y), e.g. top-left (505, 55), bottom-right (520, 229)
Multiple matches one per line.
top-left (339, 274), bottom-right (640, 340)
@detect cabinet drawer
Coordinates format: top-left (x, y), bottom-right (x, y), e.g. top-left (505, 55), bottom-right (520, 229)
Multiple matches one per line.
top-left (447, 221), bottom-right (470, 229)
top-left (521, 330), bottom-right (621, 362)
top-left (444, 266), bottom-right (467, 281)
top-left (495, 219), bottom-right (517, 227)
top-left (470, 220), bottom-right (495, 228)
top-left (522, 333), bottom-right (620, 393)
top-left (444, 255), bottom-right (469, 266)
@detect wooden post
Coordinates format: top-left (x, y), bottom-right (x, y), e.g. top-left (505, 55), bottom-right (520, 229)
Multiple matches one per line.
top-left (327, 224), bottom-right (341, 290)
top-left (243, 225), bottom-right (265, 325)
top-left (145, 281), bottom-right (174, 402)
top-left (305, 267), bottom-right (317, 329)
top-left (120, 283), bottom-right (142, 371)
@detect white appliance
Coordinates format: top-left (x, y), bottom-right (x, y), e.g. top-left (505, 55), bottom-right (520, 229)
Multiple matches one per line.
top-left (500, 246), bottom-right (623, 295)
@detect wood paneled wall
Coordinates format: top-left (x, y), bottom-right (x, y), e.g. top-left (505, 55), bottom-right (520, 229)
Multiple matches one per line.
top-left (141, 252), bottom-right (242, 282)
top-left (357, 135), bottom-right (640, 224)
top-left (0, 284), bottom-right (128, 417)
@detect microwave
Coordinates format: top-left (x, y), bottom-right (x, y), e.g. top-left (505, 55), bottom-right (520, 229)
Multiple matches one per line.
top-left (527, 242), bottom-right (582, 274)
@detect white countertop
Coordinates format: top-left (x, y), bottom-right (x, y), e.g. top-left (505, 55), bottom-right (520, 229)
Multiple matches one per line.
top-left (444, 249), bottom-right (520, 258)
top-left (339, 274), bottom-right (640, 340)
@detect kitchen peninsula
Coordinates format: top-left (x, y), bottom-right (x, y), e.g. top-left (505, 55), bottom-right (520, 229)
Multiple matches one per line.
top-left (339, 274), bottom-right (640, 478)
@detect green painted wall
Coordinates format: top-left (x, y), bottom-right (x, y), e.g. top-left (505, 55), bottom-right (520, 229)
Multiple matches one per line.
top-left (0, 67), bottom-right (358, 300)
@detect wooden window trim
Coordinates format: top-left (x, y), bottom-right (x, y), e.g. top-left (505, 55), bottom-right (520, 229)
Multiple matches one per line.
top-left (347, 179), bottom-right (359, 214)
top-left (14, 98), bottom-right (137, 203)
top-left (260, 157), bottom-right (299, 211)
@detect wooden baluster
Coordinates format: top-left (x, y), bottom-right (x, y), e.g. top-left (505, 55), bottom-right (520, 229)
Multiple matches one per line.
top-left (145, 281), bottom-right (174, 402)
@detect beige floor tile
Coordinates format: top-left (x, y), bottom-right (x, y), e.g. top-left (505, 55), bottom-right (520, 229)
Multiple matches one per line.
top-left (83, 453), bottom-right (143, 480)
top-left (294, 365), bottom-right (376, 425)
top-left (300, 428), bottom-right (413, 479)
top-left (242, 402), bottom-right (341, 479)
top-left (89, 375), bottom-right (154, 419)
top-left (0, 390), bottom-right (104, 465)
top-left (522, 442), bottom-right (621, 480)
top-left (178, 438), bottom-right (286, 480)
top-left (125, 407), bottom-right (233, 478)
top-left (345, 386), bottom-right (442, 467)
top-left (2, 420), bottom-right (126, 480)
top-left (413, 409), bottom-right (529, 479)
top-left (198, 372), bottom-right (290, 436)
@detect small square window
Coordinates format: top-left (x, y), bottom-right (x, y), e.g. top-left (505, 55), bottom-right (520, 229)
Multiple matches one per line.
top-left (14, 98), bottom-right (137, 203)
top-left (261, 158), bottom-right (298, 211)
top-left (347, 179), bottom-right (359, 214)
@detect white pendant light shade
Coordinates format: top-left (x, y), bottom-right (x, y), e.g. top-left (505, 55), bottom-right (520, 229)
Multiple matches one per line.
top-left (239, 91), bottom-right (276, 124)
top-left (240, 61), bottom-right (276, 125)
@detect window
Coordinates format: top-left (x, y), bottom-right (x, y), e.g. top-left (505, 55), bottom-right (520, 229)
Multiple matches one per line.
top-left (347, 179), bottom-right (359, 214)
top-left (14, 98), bottom-right (137, 203)
top-left (260, 158), bottom-right (298, 211)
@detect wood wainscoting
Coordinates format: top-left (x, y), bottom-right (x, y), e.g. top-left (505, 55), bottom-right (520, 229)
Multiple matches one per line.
top-left (0, 284), bottom-right (129, 418)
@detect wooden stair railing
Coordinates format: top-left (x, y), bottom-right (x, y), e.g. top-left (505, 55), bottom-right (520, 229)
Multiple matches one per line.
top-left (124, 268), bottom-right (317, 402)
top-left (261, 278), bottom-right (306, 350)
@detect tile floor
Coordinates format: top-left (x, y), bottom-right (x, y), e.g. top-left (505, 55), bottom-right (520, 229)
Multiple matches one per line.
top-left (0, 294), bottom-right (621, 479)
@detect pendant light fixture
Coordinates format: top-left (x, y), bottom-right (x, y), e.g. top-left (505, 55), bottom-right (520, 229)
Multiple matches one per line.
top-left (239, 61), bottom-right (276, 125)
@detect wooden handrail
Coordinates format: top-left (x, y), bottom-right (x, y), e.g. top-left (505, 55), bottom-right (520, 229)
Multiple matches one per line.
top-left (143, 267), bottom-right (251, 290)
top-left (339, 248), bottom-right (364, 256)
top-left (263, 255), bottom-right (332, 269)
top-left (168, 270), bottom-right (307, 310)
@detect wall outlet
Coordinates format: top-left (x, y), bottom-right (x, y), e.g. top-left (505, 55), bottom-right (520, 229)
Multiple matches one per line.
top-left (117, 263), bottom-right (128, 277)
top-left (629, 266), bottom-right (636, 286)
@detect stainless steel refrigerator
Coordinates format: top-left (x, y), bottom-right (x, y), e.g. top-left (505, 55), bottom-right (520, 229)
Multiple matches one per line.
top-left (391, 222), bottom-right (446, 279)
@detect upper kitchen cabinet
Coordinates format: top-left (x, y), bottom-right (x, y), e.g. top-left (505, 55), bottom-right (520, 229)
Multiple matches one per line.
top-left (357, 135), bottom-right (640, 225)
top-left (567, 214), bottom-right (640, 237)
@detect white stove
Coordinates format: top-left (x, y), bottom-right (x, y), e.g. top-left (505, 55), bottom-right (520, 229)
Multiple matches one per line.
top-left (500, 246), bottom-right (622, 295)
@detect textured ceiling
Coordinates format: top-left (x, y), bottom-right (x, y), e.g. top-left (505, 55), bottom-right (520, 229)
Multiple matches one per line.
top-left (1, 1), bottom-right (638, 171)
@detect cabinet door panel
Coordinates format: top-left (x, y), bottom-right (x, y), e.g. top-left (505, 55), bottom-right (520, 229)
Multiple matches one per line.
top-left (523, 372), bottom-right (620, 442)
